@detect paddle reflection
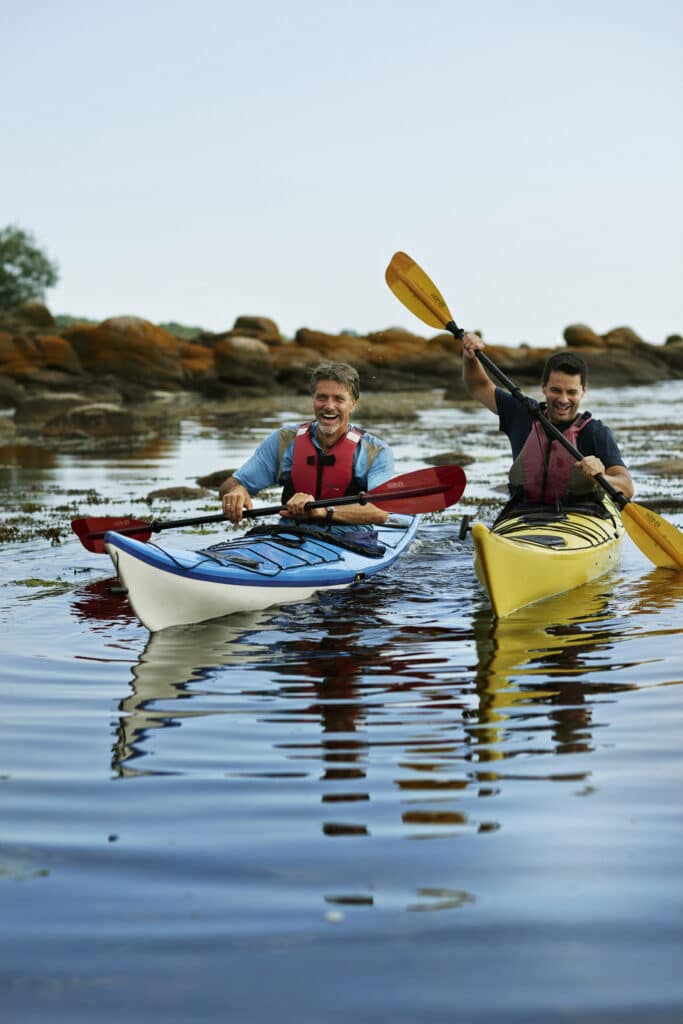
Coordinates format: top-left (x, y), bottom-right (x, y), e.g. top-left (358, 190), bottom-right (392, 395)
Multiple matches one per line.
top-left (70, 576), bottom-right (139, 627)
top-left (621, 565), bottom-right (683, 617)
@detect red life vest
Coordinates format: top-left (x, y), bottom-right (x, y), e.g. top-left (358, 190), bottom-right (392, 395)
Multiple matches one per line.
top-left (512, 413), bottom-right (592, 503)
top-left (289, 423), bottom-right (362, 500)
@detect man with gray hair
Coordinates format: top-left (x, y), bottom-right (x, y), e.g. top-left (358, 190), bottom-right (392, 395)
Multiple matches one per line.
top-left (220, 362), bottom-right (394, 532)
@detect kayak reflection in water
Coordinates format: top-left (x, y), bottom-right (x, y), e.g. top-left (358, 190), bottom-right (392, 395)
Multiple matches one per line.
top-left (219, 362), bottom-right (395, 537)
top-left (461, 335), bottom-right (634, 510)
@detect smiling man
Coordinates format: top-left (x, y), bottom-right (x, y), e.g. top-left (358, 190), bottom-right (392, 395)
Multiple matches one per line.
top-left (460, 335), bottom-right (634, 507)
top-left (219, 362), bottom-right (394, 530)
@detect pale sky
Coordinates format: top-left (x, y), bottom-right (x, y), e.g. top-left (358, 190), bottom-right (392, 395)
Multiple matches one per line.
top-left (2, 1), bottom-right (681, 347)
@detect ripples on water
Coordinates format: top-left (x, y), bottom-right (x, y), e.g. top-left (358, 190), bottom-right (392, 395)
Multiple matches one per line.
top-left (1, 383), bottom-right (683, 1023)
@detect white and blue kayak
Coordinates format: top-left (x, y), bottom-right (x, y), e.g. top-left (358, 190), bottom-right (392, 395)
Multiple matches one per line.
top-left (72, 466), bottom-right (467, 632)
top-left (105, 515), bottom-right (420, 631)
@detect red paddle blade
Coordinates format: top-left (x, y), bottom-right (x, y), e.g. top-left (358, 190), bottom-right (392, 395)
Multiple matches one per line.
top-left (71, 516), bottom-right (153, 553)
top-left (369, 465), bottom-right (466, 514)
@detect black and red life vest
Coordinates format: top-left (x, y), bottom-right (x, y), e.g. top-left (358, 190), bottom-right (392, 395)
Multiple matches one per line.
top-left (510, 412), bottom-right (593, 503)
top-left (282, 423), bottom-right (363, 501)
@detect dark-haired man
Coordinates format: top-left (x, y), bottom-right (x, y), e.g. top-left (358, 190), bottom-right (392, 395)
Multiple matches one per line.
top-left (461, 334), bottom-right (634, 506)
top-left (219, 362), bottom-right (394, 530)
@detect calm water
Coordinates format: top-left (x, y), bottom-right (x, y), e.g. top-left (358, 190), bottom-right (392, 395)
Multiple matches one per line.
top-left (1, 382), bottom-right (683, 1023)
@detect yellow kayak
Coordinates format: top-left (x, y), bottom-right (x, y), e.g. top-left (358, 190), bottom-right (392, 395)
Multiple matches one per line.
top-left (472, 500), bottom-right (625, 617)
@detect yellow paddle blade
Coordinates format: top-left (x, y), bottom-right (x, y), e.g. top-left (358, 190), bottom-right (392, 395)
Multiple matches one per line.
top-left (622, 502), bottom-right (683, 568)
top-left (385, 251), bottom-right (453, 331)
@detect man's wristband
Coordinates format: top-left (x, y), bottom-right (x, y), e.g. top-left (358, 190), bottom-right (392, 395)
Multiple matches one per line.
top-left (325, 507), bottom-right (334, 524)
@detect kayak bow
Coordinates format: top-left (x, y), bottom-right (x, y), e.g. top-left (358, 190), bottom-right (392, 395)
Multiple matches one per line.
top-left (471, 500), bottom-right (625, 617)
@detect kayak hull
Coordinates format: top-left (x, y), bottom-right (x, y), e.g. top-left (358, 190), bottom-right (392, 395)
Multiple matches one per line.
top-left (472, 501), bottom-right (624, 617)
top-left (105, 515), bottom-right (419, 631)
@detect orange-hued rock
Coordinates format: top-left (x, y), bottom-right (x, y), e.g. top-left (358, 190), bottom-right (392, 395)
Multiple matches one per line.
top-left (269, 344), bottom-right (322, 391)
top-left (0, 332), bottom-right (81, 379)
top-left (293, 326), bottom-right (459, 389)
top-left (179, 340), bottom-right (215, 382)
top-left (0, 299), bottom-right (55, 332)
top-left (294, 327), bottom-right (369, 362)
top-left (34, 335), bottom-right (83, 374)
top-left (563, 324), bottom-right (604, 348)
top-left (602, 326), bottom-right (650, 349)
top-left (213, 334), bottom-right (274, 386)
top-left (232, 315), bottom-right (282, 345)
top-left (63, 317), bottom-right (183, 386)
top-left (0, 332), bottom-right (31, 376)
top-left (0, 295), bottom-right (680, 409)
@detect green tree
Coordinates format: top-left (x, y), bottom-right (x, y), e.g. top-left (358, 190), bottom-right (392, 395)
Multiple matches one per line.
top-left (0, 225), bottom-right (59, 312)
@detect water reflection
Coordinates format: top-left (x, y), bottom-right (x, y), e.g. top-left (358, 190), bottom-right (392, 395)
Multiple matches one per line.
top-left (621, 564), bottom-right (683, 617)
top-left (112, 611), bottom-right (272, 775)
top-left (111, 585), bottom-right (479, 837)
top-left (108, 556), bottom-right (683, 849)
top-left (0, 443), bottom-right (59, 472)
top-left (468, 580), bottom-right (637, 775)
top-left (71, 577), bottom-right (138, 627)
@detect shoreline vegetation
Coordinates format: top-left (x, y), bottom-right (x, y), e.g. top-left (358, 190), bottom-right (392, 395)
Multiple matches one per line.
top-left (1, 299), bottom-right (682, 547)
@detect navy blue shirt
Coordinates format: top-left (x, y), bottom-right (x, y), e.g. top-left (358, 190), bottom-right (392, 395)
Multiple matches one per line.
top-left (495, 388), bottom-right (626, 467)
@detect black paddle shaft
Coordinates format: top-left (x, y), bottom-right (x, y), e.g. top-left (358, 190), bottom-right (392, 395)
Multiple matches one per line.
top-left (143, 493), bottom-right (375, 535)
top-left (445, 317), bottom-right (628, 510)
top-left (143, 487), bottom-right (423, 535)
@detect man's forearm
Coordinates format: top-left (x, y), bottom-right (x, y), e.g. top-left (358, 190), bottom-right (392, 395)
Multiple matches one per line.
top-left (604, 466), bottom-right (635, 500)
top-left (325, 503), bottom-right (389, 526)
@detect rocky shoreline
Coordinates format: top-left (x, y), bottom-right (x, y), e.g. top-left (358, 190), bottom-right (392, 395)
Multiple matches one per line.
top-left (2, 300), bottom-right (683, 548)
top-left (1, 300), bottom-right (682, 451)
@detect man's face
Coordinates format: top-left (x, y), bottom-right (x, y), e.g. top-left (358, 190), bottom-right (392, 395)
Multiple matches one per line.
top-left (542, 370), bottom-right (585, 425)
top-left (312, 379), bottom-right (357, 444)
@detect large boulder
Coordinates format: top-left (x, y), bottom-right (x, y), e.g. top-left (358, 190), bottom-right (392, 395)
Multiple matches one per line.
top-left (14, 392), bottom-right (92, 430)
top-left (270, 344), bottom-right (322, 392)
top-left (34, 334), bottom-right (83, 374)
top-left (0, 299), bottom-right (55, 333)
top-left (41, 402), bottom-right (150, 442)
top-left (63, 317), bottom-right (183, 388)
top-left (179, 340), bottom-right (215, 384)
top-left (0, 332), bottom-right (82, 382)
top-left (602, 326), bottom-right (650, 350)
top-left (0, 332), bottom-right (34, 377)
top-left (295, 327), bottom-right (368, 363)
top-left (658, 337), bottom-right (683, 373)
top-left (564, 324), bottom-right (604, 348)
top-left (232, 315), bottom-right (282, 345)
top-left (564, 322), bottom-right (651, 350)
top-left (213, 334), bottom-right (274, 389)
top-left (196, 316), bottom-right (283, 350)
